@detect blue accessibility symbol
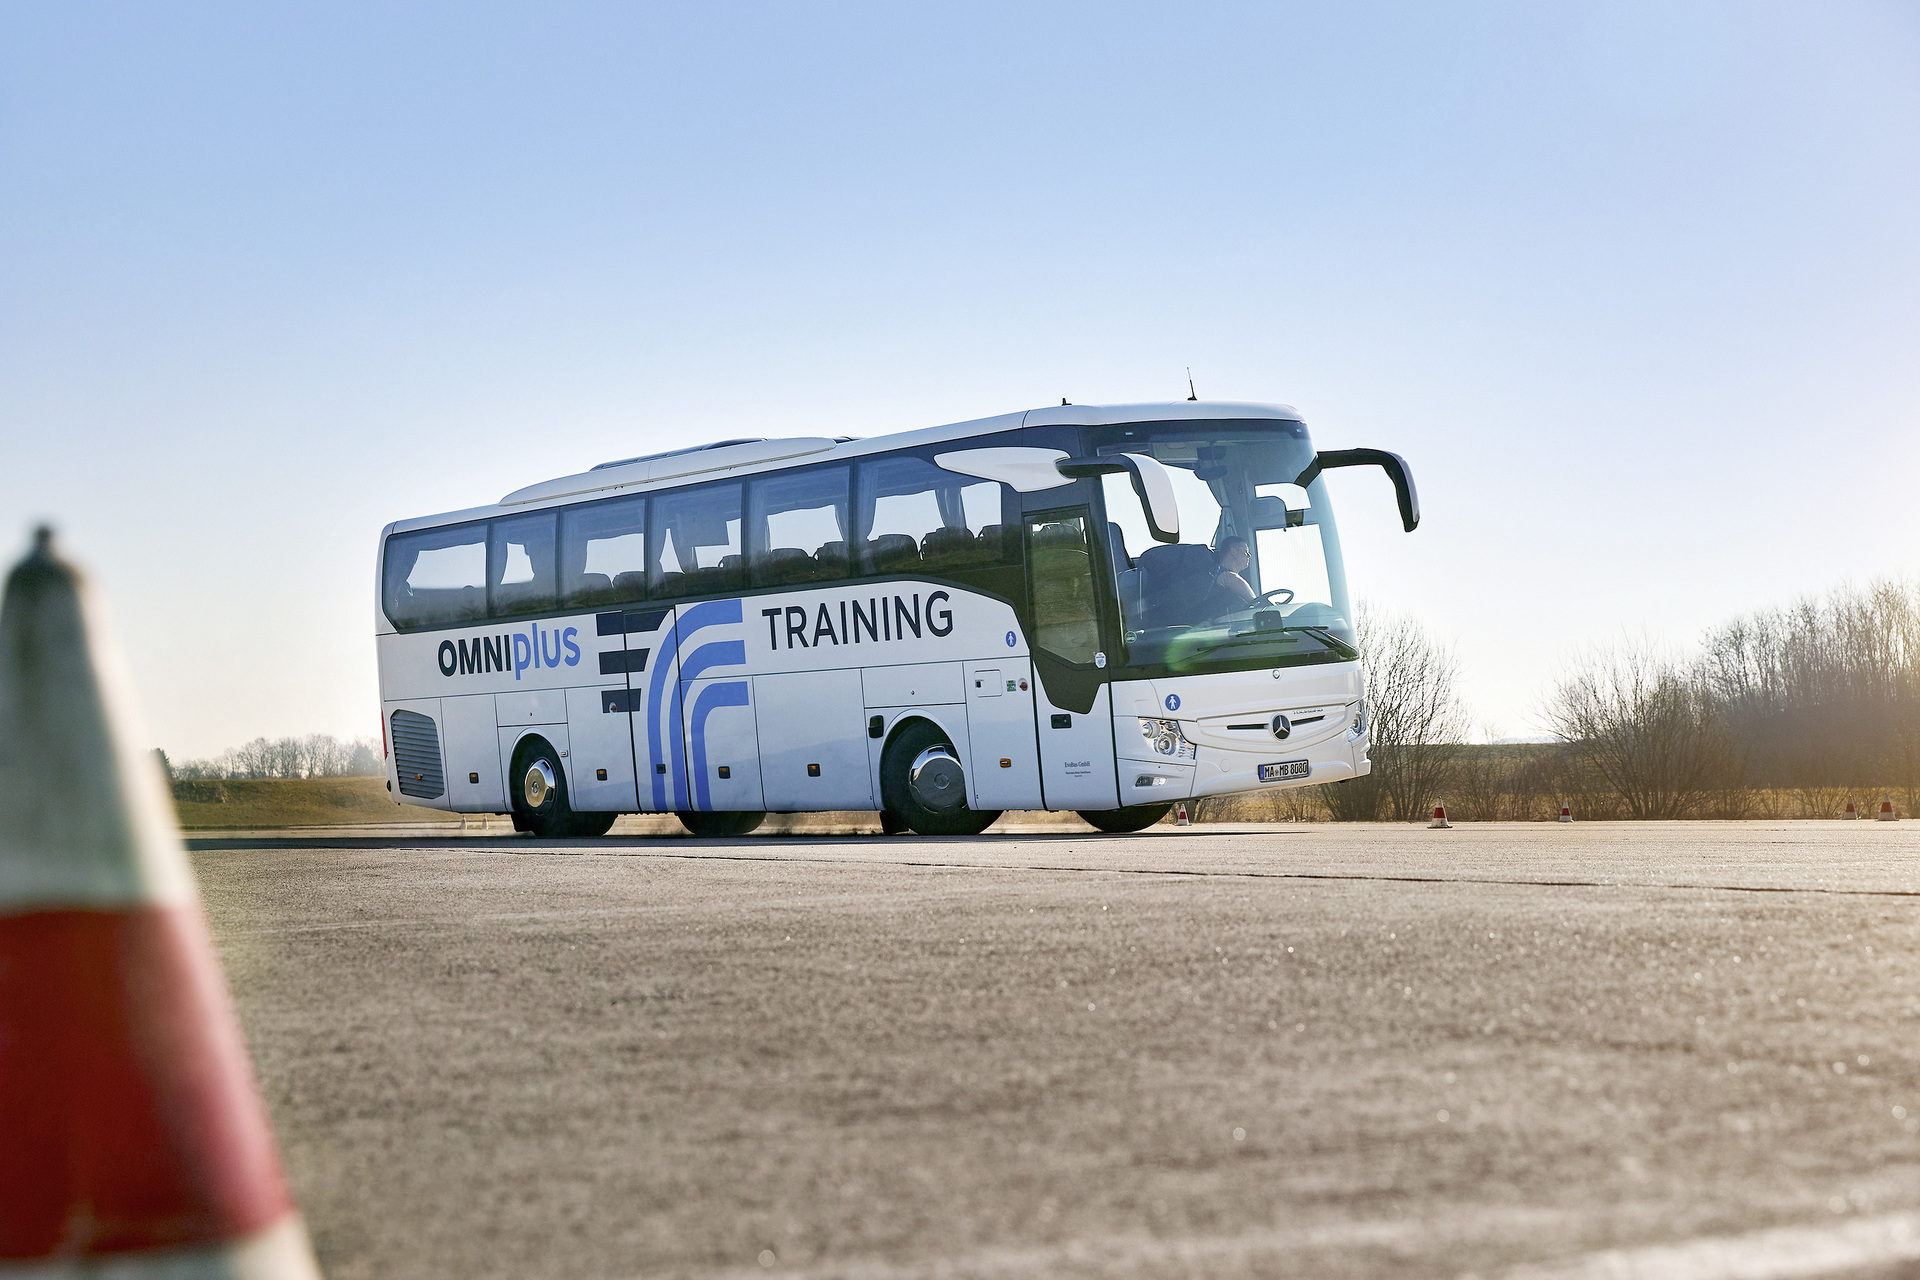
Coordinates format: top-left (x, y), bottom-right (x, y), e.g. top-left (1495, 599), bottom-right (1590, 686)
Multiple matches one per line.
top-left (1164, 694), bottom-right (1180, 711)
top-left (1005, 630), bottom-right (1016, 648)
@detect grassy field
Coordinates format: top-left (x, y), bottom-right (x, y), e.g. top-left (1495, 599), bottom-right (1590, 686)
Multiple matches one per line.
top-left (170, 777), bottom-right (457, 829)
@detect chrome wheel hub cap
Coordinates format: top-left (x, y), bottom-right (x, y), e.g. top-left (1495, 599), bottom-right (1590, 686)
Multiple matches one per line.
top-left (523, 759), bottom-right (555, 809)
top-left (907, 746), bottom-right (965, 811)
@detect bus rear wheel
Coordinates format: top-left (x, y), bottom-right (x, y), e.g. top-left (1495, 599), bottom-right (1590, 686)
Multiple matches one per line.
top-left (571, 811), bottom-right (617, 837)
top-left (511, 737), bottom-right (581, 839)
top-left (881, 720), bottom-right (1001, 836)
top-left (676, 810), bottom-right (766, 838)
top-left (1078, 803), bottom-right (1174, 833)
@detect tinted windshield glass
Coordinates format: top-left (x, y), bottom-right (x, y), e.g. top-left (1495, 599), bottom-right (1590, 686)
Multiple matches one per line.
top-left (1094, 420), bottom-right (1353, 670)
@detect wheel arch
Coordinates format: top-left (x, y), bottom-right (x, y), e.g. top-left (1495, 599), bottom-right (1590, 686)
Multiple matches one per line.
top-left (883, 710), bottom-right (975, 809)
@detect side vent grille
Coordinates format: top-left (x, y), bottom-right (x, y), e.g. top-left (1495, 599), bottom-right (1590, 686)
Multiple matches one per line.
top-left (390, 709), bottom-right (445, 799)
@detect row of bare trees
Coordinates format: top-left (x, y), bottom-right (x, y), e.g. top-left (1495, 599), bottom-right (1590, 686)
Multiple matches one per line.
top-left (166, 734), bottom-right (382, 780)
top-left (1212, 580), bottom-right (1919, 822)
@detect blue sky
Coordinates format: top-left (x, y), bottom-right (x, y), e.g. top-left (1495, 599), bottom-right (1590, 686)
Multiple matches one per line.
top-left (3, 2), bottom-right (1916, 756)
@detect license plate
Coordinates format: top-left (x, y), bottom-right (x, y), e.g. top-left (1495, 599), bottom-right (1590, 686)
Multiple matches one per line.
top-left (1260, 760), bottom-right (1311, 782)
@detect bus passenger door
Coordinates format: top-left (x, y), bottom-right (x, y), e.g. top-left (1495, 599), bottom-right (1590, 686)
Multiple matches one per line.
top-left (673, 598), bottom-right (763, 813)
top-left (963, 659), bottom-right (1041, 810)
top-left (1026, 510), bottom-right (1121, 811)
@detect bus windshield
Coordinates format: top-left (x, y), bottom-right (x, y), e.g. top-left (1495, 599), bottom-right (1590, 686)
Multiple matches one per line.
top-left (1093, 420), bottom-right (1354, 671)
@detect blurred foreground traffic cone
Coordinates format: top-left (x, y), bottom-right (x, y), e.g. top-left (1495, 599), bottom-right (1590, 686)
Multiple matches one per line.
top-left (1843, 797), bottom-right (1860, 819)
top-left (1175, 802), bottom-right (1190, 827)
top-left (1558, 804), bottom-right (1572, 823)
top-left (0, 529), bottom-right (322, 1277)
top-left (1878, 796), bottom-right (1897, 822)
top-left (1428, 805), bottom-right (1451, 829)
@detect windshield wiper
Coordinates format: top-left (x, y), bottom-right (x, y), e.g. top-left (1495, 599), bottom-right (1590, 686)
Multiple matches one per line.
top-left (1292, 625), bottom-right (1358, 659)
top-left (1176, 625), bottom-right (1355, 663)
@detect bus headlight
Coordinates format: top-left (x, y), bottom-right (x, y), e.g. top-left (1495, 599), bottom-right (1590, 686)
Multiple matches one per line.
top-left (1347, 698), bottom-right (1367, 741)
top-left (1138, 717), bottom-right (1197, 760)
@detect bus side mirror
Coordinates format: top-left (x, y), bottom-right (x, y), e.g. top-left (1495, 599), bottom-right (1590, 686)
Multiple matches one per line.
top-left (1055, 454), bottom-right (1180, 543)
top-left (1294, 448), bottom-right (1420, 532)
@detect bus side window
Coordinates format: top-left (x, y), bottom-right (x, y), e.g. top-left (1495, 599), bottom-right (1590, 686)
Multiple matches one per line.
top-left (649, 482), bottom-right (744, 599)
top-left (561, 496), bottom-right (647, 608)
top-left (490, 512), bottom-right (558, 617)
top-left (856, 454), bottom-right (1013, 578)
top-left (1028, 514), bottom-right (1100, 664)
top-left (383, 521), bottom-right (487, 629)
top-left (747, 465), bottom-right (850, 588)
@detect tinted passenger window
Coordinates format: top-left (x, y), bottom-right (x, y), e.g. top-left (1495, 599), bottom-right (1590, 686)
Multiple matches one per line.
top-left (748, 466), bottom-right (850, 587)
top-left (855, 455), bottom-right (1013, 577)
top-left (1029, 514), bottom-right (1100, 664)
top-left (490, 512), bottom-right (558, 617)
top-left (561, 497), bottom-right (646, 608)
top-left (650, 482), bottom-right (743, 598)
top-left (383, 522), bottom-right (488, 628)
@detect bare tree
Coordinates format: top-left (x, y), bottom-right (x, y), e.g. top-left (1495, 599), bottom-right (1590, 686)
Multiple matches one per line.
top-left (1698, 579), bottom-right (1920, 808)
top-left (1543, 641), bottom-right (1734, 819)
top-left (1322, 606), bottom-right (1470, 821)
top-left (231, 737), bottom-right (275, 779)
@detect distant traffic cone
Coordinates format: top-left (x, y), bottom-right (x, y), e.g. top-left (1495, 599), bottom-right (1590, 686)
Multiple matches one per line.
top-left (1559, 804), bottom-right (1573, 823)
top-left (1878, 796), bottom-right (1897, 822)
top-left (1843, 797), bottom-right (1860, 820)
top-left (1175, 801), bottom-right (1190, 827)
top-left (1428, 804), bottom-right (1452, 829)
top-left (0, 529), bottom-right (321, 1277)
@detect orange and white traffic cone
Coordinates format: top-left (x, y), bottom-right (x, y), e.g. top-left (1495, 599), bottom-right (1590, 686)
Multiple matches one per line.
top-left (1559, 804), bottom-right (1573, 823)
top-left (1428, 805), bottom-right (1451, 829)
top-left (1878, 796), bottom-right (1898, 822)
top-left (0, 529), bottom-right (321, 1277)
top-left (1843, 797), bottom-right (1860, 819)
top-left (1175, 801), bottom-right (1190, 827)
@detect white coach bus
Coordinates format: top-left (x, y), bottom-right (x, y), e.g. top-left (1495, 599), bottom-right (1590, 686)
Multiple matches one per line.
top-left (375, 401), bottom-right (1418, 837)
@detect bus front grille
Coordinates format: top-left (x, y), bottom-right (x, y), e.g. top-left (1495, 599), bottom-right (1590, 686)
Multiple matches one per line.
top-left (390, 709), bottom-right (445, 799)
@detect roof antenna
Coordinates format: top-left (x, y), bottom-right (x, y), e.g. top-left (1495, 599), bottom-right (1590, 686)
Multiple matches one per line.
top-left (1061, 398), bottom-right (1070, 406)
top-left (1186, 368), bottom-right (1198, 401)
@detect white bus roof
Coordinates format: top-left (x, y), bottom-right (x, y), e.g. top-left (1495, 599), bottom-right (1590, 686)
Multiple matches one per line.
top-left (386, 401), bottom-right (1303, 536)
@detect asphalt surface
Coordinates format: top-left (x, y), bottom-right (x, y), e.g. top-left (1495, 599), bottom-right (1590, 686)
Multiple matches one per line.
top-left (193, 821), bottom-right (1920, 1279)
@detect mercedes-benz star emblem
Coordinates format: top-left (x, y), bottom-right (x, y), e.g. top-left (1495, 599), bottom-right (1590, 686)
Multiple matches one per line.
top-left (1272, 714), bottom-right (1292, 740)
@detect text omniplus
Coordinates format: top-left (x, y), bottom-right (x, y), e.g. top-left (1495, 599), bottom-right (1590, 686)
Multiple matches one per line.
top-left (437, 623), bottom-right (581, 679)
top-left (762, 591), bottom-right (953, 650)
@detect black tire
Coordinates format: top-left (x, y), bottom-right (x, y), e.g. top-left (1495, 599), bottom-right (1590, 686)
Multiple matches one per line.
top-left (880, 720), bottom-right (1001, 836)
top-left (676, 810), bottom-right (766, 838)
top-left (509, 737), bottom-right (578, 839)
top-left (878, 809), bottom-right (909, 835)
top-left (1078, 803), bottom-right (1175, 833)
top-left (570, 810), bottom-right (618, 837)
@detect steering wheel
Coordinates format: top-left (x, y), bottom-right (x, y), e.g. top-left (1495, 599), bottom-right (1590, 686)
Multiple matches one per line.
top-left (1255, 588), bottom-right (1295, 607)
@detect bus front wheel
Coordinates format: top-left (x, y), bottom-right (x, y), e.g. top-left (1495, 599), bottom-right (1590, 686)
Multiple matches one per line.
top-left (676, 811), bottom-right (766, 838)
top-left (511, 737), bottom-right (581, 838)
top-left (881, 720), bottom-right (1001, 836)
top-left (1078, 803), bottom-right (1174, 833)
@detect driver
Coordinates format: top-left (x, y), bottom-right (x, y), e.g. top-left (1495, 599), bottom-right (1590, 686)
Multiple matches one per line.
top-left (1202, 536), bottom-right (1256, 618)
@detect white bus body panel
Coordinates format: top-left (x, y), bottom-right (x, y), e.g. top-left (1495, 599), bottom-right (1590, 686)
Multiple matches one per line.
top-left (441, 694), bottom-right (505, 811)
top-left (682, 675), bottom-right (764, 811)
top-left (1035, 684), bottom-right (1120, 811)
top-left (758, 669), bottom-right (872, 810)
top-left (564, 684), bottom-right (638, 811)
top-left (961, 659), bottom-right (1040, 811)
